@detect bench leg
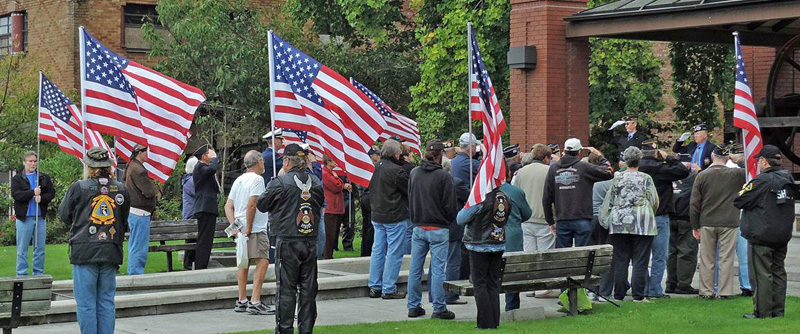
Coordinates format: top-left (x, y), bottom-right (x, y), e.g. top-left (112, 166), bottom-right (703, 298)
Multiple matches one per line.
top-left (568, 287), bottom-right (578, 316)
top-left (166, 251), bottom-right (173, 272)
top-left (4, 327), bottom-right (12, 334)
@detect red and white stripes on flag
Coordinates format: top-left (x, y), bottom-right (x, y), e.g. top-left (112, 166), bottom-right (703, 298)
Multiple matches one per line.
top-left (465, 25), bottom-right (507, 208)
top-left (80, 27), bottom-right (205, 182)
top-left (38, 72), bottom-right (115, 164)
top-left (269, 32), bottom-right (386, 187)
top-left (350, 79), bottom-right (422, 155)
top-left (732, 32), bottom-right (763, 182)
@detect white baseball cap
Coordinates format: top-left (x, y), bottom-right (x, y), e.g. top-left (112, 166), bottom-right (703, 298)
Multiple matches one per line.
top-left (459, 133), bottom-right (478, 146)
top-left (564, 138), bottom-right (582, 151)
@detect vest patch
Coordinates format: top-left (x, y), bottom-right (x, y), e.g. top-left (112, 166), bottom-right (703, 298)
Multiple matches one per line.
top-left (90, 194), bottom-right (117, 225)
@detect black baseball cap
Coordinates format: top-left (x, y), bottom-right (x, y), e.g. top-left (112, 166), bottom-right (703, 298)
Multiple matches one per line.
top-left (712, 145), bottom-right (729, 157)
top-left (427, 139), bottom-right (444, 151)
top-left (754, 145), bottom-right (781, 159)
top-left (283, 143), bottom-right (307, 157)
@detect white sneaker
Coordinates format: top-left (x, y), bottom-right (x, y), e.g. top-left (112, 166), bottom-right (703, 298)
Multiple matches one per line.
top-left (632, 298), bottom-right (651, 303)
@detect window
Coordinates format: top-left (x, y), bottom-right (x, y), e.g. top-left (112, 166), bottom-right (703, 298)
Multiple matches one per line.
top-left (0, 15), bottom-right (10, 55)
top-left (123, 4), bottom-right (166, 52)
top-left (22, 12), bottom-right (27, 51)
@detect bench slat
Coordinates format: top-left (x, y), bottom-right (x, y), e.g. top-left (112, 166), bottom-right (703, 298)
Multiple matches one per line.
top-left (443, 275), bottom-right (603, 296)
top-left (504, 256), bottom-right (612, 273)
top-left (0, 288), bottom-right (52, 302)
top-left (0, 276), bottom-right (53, 290)
top-left (503, 265), bottom-right (610, 282)
top-left (503, 245), bottom-right (613, 264)
top-left (0, 300), bottom-right (51, 314)
top-left (149, 231), bottom-right (229, 241)
top-left (150, 241), bottom-right (235, 252)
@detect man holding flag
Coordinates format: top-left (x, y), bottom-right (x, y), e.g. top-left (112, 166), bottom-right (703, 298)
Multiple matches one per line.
top-left (11, 152), bottom-right (55, 276)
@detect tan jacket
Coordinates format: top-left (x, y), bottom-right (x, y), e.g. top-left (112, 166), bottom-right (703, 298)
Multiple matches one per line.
top-left (512, 161), bottom-right (551, 224)
top-left (690, 164), bottom-right (746, 229)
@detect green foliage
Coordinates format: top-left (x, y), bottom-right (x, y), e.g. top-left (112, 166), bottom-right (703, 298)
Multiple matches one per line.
top-left (154, 159), bottom-right (185, 221)
top-left (410, 0), bottom-right (509, 141)
top-left (670, 43), bottom-right (734, 132)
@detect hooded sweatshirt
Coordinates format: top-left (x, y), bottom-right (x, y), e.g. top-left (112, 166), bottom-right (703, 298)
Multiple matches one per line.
top-left (409, 160), bottom-right (458, 228)
top-left (543, 154), bottom-right (613, 225)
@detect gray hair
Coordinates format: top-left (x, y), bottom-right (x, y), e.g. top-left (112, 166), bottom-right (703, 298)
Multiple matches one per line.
top-left (520, 152), bottom-right (535, 166)
top-left (283, 155), bottom-right (308, 170)
top-left (623, 146), bottom-right (643, 168)
top-left (23, 151), bottom-right (38, 161)
top-left (381, 139), bottom-right (402, 159)
top-left (184, 156), bottom-right (198, 174)
top-left (243, 150), bottom-right (262, 169)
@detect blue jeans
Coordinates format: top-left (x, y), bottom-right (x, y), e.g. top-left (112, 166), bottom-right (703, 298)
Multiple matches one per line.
top-left (445, 240), bottom-right (462, 302)
top-left (736, 228), bottom-right (751, 290)
top-left (403, 222), bottom-right (414, 255)
top-left (369, 220), bottom-right (409, 293)
top-left (505, 292), bottom-right (520, 311)
top-left (555, 219), bottom-right (593, 248)
top-left (73, 264), bottom-right (117, 334)
top-left (407, 227), bottom-right (449, 312)
top-left (646, 215), bottom-right (670, 296)
top-left (126, 213), bottom-right (151, 275)
top-left (317, 215), bottom-right (326, 260)
top-left (16, 218), bottom-right (46, 276)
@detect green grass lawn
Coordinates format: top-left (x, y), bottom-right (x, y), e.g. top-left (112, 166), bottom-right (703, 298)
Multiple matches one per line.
top-left (1, 237), bottom-right (364, 280)
top-left (225, 297), bottom-right (800, 334)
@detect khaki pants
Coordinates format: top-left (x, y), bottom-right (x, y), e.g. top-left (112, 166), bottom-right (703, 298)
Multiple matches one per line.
top-left (699, 227), bottom-right (737, 297)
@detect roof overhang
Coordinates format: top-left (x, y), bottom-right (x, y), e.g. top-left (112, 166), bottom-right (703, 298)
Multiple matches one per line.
top-left (566, 0), bottom-right (800, 47)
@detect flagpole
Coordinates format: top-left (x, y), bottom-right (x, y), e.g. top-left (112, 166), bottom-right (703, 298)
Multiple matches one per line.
top-left (79, 26), bottom-right (88, 179)
top-left (733, 31), bottom-right (752, 182)
top-left (34, 71), bottom-right (42, 250)
top-left (467, 22), bottom-right (474, 184)
top-left (268, 30), bottom-right (277, 178)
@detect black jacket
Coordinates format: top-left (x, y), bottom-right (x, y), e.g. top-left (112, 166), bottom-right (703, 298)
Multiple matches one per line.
top-left (450, 176), bottom-right (471, 241)
top-left (639, 155), bottom-right (691, 216)
top-left (59, 176), bottom-right (130, 266)
top-left (409, 161), bottom-right (458, 229)
top-left (11, 170), bottom-right (56, 221)
top-left (543, 155), bottom-right (613, 225)
top-left (369, 157), bottom-right (409, 223)
top-left (673, 140), bottom-right (715, 170)
top-left (463, 188), bottom-right (510, 245)
top-left (257, 168), bottom-right (324, 240)
top-left (734, 167), bottom-right (796, 247)
top-left (670, 172), bottom-right (697, 221)
top-left (193, 158), bottom-right (220, 215)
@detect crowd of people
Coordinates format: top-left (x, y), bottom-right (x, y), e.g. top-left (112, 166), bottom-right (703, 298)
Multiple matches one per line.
top-left (9, 114), bottom-right (798, 333)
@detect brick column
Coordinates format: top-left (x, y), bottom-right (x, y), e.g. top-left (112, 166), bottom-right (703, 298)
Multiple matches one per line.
top-left (10, 11), bottom-right (24, 54)
top-left (509, 0), bottom-right (589, 150)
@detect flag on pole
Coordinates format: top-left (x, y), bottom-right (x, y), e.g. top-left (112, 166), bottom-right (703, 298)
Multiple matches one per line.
top-left (79, 27), bottom-right (205, 182)
top-left (350, 79), bottom-right (421, 155)
top-left (282, 128), bottom-right (324, 161)
top-left (733, 32), bottom-right (763, 182)
top-left (268, 31), bottom-right (386, 187)
top-left (465, 25), bottom-right (507, 208)
top-left (38, 72), bottom-right (115, 164)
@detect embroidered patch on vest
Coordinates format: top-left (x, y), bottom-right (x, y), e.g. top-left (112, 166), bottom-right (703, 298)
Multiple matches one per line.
top-left (90, 194), bottom-right (116, 225)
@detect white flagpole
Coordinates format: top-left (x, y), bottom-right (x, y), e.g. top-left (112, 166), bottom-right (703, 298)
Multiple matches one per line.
top-left (467, 22), bottom-right (474, 184)
top-left (34, 71), bottom-right (42, 249)
top-left (79, 26), bottom-right (88, 179)
top-left (268, 30), bottom-right (277, 178)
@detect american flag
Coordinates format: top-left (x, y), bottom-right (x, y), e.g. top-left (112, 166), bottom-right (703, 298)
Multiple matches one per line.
top-left (269, 32), bottom-right (386, 187)
top-left (350, 79), bottom-right (421, 155)
top-left (38, 72), bottom-right (115, 164)
top-left (282, 128), bottom-right (324, 161)
top-left (465, 25), bottom-right (507, 208)
top-left (732, 32), bottom-right (763, 182)
top-left (79, 27), bottom-right (205, 183)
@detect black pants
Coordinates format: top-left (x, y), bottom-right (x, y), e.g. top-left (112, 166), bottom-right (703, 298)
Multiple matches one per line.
top-left (470, 250), bottom-right (503, 329)
top-left (749, 243), bottom-right (788, 318)
top-left (360, 204), bottom-right (374, 257)
top-left (323, 213), bottom-right (343, 259)
top-left (275, 239), bottom-right (318, 334)
top-left (459, 243), bottom-right (471, 280)
top-left (609, 234), bottom-right (653, 301)
top-left (666, 219), bottom-right (698, 290)
top-left (335, 202), bottom-right (355, 251)
top-left (194, 212), bottom-right (217, 270)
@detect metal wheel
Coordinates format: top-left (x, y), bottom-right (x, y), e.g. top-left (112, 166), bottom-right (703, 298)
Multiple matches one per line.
top-left (766, 33), bottom-right (800, 165)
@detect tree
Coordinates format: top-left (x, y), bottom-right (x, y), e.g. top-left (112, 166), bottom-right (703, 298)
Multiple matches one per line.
top-left (410, 0), bottom-right (509, 141)
top-left (670, 43), bottom-right (733, 132)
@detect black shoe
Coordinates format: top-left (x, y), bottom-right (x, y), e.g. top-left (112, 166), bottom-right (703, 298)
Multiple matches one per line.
top-left (382, 291), bottom-right (406, 299)
top-left (743, 313), bottom-right (759, 319)
top-left (741, 289), bottom-right (753, 297)
top-left (431, 310), bottom-right (455, 319)
top-left (368, 288), bottom-right (382, 298)
top-left (646, 294), bottom-right (671, 299)
top-left (674, 287), bottom-right (699, 295)
top-left (665, 286), bottom-right (676, 294)
top-left (716, 295), bottom-right (733, 300)
top-left (408, 306), bottom-right (426, 318)
top-left (698, 295), bottom-right (714, 300)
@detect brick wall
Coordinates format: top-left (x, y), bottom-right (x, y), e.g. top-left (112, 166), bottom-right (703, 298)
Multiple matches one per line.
top-left (510, 0), bottom-right (589, 150)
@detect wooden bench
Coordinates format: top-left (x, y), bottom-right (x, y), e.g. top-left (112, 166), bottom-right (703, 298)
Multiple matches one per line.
top-left (444, 245), bottom-right (612, 316)
top-left (145, 218), bottom-right (234, 272)
top-left (0, 276), bottom-right (53, 334)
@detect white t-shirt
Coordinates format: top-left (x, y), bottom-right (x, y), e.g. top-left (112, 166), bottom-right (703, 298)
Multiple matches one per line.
top-left (228, 172), bottom-right (268, 233)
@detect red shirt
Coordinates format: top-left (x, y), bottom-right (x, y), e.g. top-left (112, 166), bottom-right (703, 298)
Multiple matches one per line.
top-left (322, 166), bottom-right (345, 214)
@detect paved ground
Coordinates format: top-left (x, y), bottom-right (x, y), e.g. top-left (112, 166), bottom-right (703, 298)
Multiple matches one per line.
top-left (15, 236), bottom-right (800, 334)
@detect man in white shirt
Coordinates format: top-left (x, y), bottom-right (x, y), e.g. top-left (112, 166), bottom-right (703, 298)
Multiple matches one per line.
top-left (225, 150), bottom-right (274, 315)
